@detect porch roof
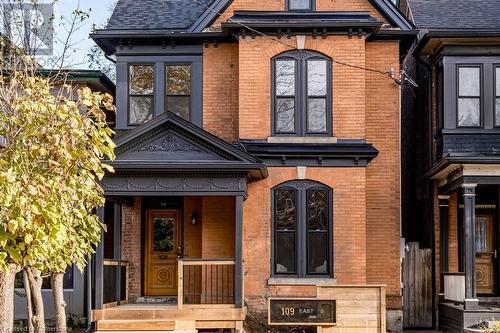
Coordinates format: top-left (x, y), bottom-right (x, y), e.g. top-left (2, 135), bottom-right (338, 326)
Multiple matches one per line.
top-left (101, 112), bottom-right (267, 196)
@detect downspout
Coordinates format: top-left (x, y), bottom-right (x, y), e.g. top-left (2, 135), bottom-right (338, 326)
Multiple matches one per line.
top-left (85, 255), bottom-right (92, 333)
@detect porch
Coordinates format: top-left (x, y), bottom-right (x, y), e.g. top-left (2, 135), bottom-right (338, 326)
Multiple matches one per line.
top-left (88, 112), bottom-right (267, 332)
top-left (437, 168), bottom-right (500, 332)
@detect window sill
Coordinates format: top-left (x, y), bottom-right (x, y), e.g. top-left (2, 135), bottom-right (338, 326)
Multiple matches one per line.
top-left (267, 137), bottom-right (338, 144)
top-left (267, 278), bottom-right (337, 286)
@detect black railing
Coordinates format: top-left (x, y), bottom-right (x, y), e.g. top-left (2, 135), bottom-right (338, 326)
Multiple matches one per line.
top-left (178, 259), bottom-right (235, 307)
top-left (103, 259), bottom-right (128, 306)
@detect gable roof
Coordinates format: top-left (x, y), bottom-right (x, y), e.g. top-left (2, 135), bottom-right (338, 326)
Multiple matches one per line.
top-left (104, 0), bottom-right (412, 33)
top-left (109, 112), bottom-right (267, 179)
top-left (106, 0), bottom-right (216, 31)
top-left (407, 0), bottom-right (500, 30)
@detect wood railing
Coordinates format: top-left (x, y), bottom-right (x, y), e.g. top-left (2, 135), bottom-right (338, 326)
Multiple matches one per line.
top-left (103, 259), bottom-right (129, 307)
top-left (178, 259), bottom-right (235, 308)
top-left (442, 272), bottom-right (465, 303)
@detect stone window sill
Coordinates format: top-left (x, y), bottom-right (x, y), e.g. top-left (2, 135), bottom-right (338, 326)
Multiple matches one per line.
top-left (267, 137), bottom-right (338, 144)
top-left (267, 278), bottom-right (337, 286)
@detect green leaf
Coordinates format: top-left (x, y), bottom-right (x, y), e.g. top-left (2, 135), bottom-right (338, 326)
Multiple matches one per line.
top-left (7, 220), bottom-right (18, 234)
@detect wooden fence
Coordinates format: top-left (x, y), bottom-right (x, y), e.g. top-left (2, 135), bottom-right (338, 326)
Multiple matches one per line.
top-left (403, 242), bottom-right (432, 328)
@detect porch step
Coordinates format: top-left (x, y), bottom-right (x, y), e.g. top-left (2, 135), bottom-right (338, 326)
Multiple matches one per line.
top-left (96, 319), bottom-right (176, 331)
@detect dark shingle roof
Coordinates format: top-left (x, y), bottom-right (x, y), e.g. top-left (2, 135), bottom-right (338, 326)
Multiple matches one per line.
top-left (408, 0), bottom-right (500, 30)
top-left (106, 0), bottom-right (215, 31)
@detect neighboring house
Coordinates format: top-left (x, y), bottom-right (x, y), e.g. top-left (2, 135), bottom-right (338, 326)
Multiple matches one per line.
top-left (89, 0), bottom-right (414, 332)
top-left (400, 0), bottom-right (500, 332)
top-left (13, 69), bottom-right (115, 321)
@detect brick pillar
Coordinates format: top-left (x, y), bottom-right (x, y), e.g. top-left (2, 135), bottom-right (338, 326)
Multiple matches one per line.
top-left (121, 197), bottom-right (142, 301)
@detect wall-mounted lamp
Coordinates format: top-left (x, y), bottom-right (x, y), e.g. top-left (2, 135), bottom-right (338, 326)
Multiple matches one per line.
top-left (191, 212), bottom-right (198, 225)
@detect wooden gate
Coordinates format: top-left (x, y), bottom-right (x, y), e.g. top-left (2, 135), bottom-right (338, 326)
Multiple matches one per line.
top-left (403, 242), bottom-right (432, 328)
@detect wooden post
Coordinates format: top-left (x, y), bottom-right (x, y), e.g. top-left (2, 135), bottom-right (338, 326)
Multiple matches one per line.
top-left (95, 206), bottom-right (105, 310)
top-left (235, 196), bottom-right (244, 308)
top-left (178, 259), bottom-right (183, 309)
top-left (439, 195), bottom-right (450, 293)
top-left (462, 184), bottom-right (478, 310)
top-left (114, 204), bottom-right (122, 305)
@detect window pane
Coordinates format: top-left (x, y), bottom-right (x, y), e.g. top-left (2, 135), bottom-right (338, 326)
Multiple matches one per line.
top-left (276, 232), bottom-right (296, 273)
top-left (308, 232), bottom-right (328, 274)
top-left (167, 65), bottom-right (191, 95)
top-left (276, 60), bottom-right (295, 96)
top-left (458, 67), bottom-right (480, 96)
top-left (458, 98), bottom-right (480, 127)
top-left (129, 96), bottom-right (154, 125)
top-left (153, 217), bottom-right (175, 252)
top-left (308, 99), bottom-right (327, 133)
top-left (167, 96), bottom-right (190, 120)
top-left (289, 0), bottom-right (311, 10)
top-left (130, 65), bottom-right (154, 95)
top-left (496, 99), bottom-right (500, 126)
top-left (308, 60), bottom-right (327, 96)
top-left (276, 98), bottom-right (295, 133)
top-left (307, 189), bottom-right (328, 230)
top-left (275, 189), bottom-right (296, 231)
top-left (496, 68), bottom-right (500, 96)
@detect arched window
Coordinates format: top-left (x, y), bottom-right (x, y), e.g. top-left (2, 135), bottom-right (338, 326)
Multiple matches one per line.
top-left (272, 181), bottom-right (332, 277)
top-left (272, 50), bottom-right (332, 137)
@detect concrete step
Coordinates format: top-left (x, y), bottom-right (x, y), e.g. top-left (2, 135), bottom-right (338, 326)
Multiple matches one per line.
top-left (96, 319), bottom-right (176, 331)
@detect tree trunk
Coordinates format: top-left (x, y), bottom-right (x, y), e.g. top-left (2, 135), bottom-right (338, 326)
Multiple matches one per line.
top-left (0, 263), bottom-right (19, 333)
top-left (26, 267), bottom-right (45, 333)
top-left (23, 269), bottom-right (34, 333)
top-left (51, 272), bottom-right (67, 333)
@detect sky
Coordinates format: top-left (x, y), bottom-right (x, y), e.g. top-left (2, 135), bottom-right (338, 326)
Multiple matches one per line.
top-left (1, 0), bottom-right (117, 69)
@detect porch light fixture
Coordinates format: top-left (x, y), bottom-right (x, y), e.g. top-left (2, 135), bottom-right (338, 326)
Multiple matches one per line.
top-left (191, 212), bottom-right (198, 225)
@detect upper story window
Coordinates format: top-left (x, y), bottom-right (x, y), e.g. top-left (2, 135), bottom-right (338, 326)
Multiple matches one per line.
top-left (127, 63), bottom-right (194, 126)
top-left (166, 65), bottom-right (191, 120)
top-left (272, 50), bottom-right (332, 136)
top-left (273, 181), bottom-right (332, 277)
top-left (457, 66), bottom-right (482, 127)
top-left (129, 65), bottom-right (154, 125)
top-left (286, 0), bottom-right (315, 11)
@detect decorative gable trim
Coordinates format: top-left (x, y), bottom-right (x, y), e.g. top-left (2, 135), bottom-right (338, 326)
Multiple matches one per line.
top-left (189, 0), bottom-right (413, 32)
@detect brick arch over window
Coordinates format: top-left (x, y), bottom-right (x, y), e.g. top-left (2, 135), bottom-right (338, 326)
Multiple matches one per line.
top-left (271, 50), bottom-right (333, 137)
top-left (271, 180), bottom-right (333, 278)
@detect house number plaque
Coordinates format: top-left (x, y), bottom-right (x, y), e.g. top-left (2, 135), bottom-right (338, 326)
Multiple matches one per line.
top-left (268, 299), bottom-right (336, 326)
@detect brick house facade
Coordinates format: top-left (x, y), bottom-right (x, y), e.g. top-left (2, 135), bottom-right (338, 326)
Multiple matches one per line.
top-left (90, 0), bottom-right (414, 332)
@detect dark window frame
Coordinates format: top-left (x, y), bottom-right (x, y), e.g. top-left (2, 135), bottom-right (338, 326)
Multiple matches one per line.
top-left (455, 64), bottom-right (483, 128)
top-left (128, 63), bottom-right (156, 126)
top-left (285, 0), bottom-right (316, 11)
top-left (271, 180), bottom-right (333, 278)
top-left (271, 50), bottom-right (333, 137)
top-left (495, 64), bottom-right (500, 127)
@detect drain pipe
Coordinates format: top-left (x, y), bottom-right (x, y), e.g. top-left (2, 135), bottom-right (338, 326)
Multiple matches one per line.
top-left (85, 255), bottom-right (93, 333)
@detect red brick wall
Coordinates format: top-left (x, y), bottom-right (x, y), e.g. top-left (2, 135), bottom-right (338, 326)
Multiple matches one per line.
top-left (237, 35), bottom-right (367, 139)
top-left (202, 197), bottom-right (236, 258)
top-left (448, 192), bottom-right (459, 272)
top-left (243, 167), bottom-right (367, 310)
top-left (183, 197), bottom-right (203, 259)
top-left (365, 41), bottom-right (402, 309)
top-left (121, 197), bottom-right (142, 301)
top-left (203, 44), bottom-right (239, 142)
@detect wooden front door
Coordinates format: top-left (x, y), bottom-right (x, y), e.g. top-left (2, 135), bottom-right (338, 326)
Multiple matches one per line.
top-left (144, 210), bottom-right (181, 296)
top-left (475, 214), bottom-right (496, 295)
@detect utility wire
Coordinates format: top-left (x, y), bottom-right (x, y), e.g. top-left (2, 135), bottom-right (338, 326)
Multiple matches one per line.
top-left (189, 0), bottom-right (401, 83)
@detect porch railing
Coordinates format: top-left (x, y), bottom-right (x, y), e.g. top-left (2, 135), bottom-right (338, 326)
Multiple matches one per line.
top-left (443, 272), bottom-right (465, 303)
top-left (178, 259), bottom-right (235, 308)
top-left (103, 259), bottom-right (129, 307)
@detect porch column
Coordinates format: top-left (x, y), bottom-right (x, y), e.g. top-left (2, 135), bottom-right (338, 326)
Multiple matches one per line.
top-left (95, 206), bottom-right (105, 309)
top-left (439, 195), bottom-right (450, 294)
top-left (235, 195), bottom-right (244, 308)
top-left (462, 184), bottom-right (478, 310)
top-left (113, 204), bottom-right (122, 305)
